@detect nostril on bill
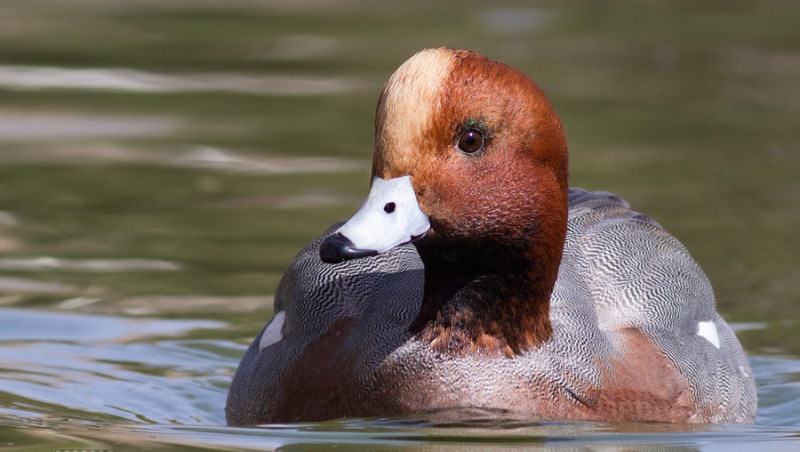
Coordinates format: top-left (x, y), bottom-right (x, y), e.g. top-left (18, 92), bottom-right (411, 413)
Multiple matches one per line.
top-left (383, 202), bottom-right (396, 214)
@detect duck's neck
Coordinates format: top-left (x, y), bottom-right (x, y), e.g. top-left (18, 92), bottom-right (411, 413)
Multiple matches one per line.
top-left (410, 234), bottom-right (562, 357)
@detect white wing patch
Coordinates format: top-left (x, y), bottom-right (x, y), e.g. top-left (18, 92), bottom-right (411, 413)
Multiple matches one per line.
top-left (697, 320), bottom-right (721, 349)
top-left (259, 311), bottom-right (286, 351)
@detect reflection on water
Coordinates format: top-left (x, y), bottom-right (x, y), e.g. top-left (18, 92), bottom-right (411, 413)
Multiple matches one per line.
top-left (0, 0), bottom-right (798, 450)
top-left (0, 257), bottom-right (181, 272)
top-left (751, 357), bottom-right (800, 428)
top-left (0, 65), bottom-right (361, 96)
top-left (0, 309), bottom-right (230, 424)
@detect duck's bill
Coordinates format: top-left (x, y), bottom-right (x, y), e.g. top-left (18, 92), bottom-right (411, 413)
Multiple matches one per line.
top-left (319, 175), bottom-right (430, 263)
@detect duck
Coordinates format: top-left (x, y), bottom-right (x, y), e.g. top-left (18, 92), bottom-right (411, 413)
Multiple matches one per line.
top-left (225, 48), bottom-right (757, 426)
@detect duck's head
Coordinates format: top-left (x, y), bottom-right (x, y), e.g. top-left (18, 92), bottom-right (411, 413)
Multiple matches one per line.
top-left (321, 47), bottom-right (568, 276)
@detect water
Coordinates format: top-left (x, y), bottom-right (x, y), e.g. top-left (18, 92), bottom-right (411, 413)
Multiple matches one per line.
top-left (0, 308), bottom-right (798, 450)
top-left (0, 1), bottom-right (798, 450)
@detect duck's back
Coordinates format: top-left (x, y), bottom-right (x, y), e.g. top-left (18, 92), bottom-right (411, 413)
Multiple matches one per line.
top-left (226, 190), bottom-right (756, 425)
top-left (552, 188), bottom-right (756, 422)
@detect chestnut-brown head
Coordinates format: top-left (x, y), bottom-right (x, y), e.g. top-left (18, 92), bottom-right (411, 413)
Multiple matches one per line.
top-left (323, 47), bottom-right (568, 284)
top-left (375, 48), bottom-right (567, 261)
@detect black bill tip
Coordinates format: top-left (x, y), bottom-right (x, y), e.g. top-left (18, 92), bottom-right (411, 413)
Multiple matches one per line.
top-left (319, 233), bottom-right (378, 263)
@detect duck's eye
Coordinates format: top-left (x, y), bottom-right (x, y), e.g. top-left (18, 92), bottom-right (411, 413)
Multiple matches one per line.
top-left (457, 129), bottom-right (484, 154)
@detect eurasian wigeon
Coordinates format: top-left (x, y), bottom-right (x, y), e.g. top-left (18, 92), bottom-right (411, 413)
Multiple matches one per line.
top-left (226, 48), bottom-right (756, 425)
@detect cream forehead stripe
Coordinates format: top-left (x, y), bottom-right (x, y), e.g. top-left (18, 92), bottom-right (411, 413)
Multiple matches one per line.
top-left (377, 48), bottom-right (455, 172)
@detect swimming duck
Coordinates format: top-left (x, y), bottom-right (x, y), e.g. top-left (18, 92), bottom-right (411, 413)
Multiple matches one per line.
top-left (226, 48), bottom-right (756, 425)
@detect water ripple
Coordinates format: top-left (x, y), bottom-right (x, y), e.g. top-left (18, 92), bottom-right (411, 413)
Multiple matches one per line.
top-left (0, 65), bottom-right (362, 96)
